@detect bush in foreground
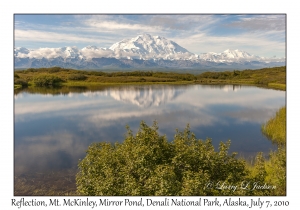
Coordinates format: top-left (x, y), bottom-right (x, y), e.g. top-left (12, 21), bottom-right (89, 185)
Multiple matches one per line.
top-left (32, 74), bottom-right (63, 87)
top-left (14, 78), bottom-right (28, 87)
top-left (68, 74), bottom-right (87, 81)
top-left (76, 121), bottom-right (272, 196)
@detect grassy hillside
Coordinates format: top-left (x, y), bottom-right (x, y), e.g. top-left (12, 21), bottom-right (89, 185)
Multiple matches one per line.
top-left (14, 66), bottom-right (286, 90)
top-left (196, 66), bottom-right (286, 90)
top-left (14, 67), bottom-right (196, 87)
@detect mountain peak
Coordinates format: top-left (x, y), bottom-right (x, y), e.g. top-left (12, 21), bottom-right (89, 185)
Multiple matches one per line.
top-left (109, 34), bottom-right (191, 60)
top-left (221, 49), bottom-right (253, 59)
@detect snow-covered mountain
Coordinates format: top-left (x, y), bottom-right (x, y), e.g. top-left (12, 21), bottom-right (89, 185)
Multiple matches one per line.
top-left (14, 34), bottom-right (285, 70)
top-left (199, 49), bottom-right (260, 62)
top-left (109, 34), bottom-right (196, 60)
top-left (103, 85), bottom-right (185, 108)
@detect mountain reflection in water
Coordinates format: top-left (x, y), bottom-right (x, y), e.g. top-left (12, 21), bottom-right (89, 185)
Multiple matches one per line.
top-left (103, 86), bottom-right (185, 107)
top-left (14, 84), bottom-right (285, 189)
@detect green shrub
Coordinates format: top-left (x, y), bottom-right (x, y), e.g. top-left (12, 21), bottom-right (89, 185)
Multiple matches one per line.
top-left (68, 74), bottom-right (87, 81)
top-left (264, 147), bottom-right (286, 195)
top-left (47, 67), bottom-right (63, 73)
top-left (76, 121), bottom-right (251, 196)
top-left (25, 68), bottom-right (38, 72)
top-left (32, 74), bottom-right (63, 87)
top-left (14, 78), bottom-right (28, 87)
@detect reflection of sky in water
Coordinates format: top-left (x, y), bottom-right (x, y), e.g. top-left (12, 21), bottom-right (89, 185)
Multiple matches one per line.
top-left (14, 85), bottom-right (286, 174)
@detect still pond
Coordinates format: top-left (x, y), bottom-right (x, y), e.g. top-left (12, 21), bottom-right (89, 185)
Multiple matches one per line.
top-left (14, 84), bottom-right (285, 194)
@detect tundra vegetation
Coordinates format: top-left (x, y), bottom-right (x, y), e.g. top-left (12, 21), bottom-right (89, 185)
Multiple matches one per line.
top-left (14, 66), bottom-right (286, 90)
top-left (196, 66), bottom-right (286, 90)
top-left (261, 107), bottom-right (286, 195)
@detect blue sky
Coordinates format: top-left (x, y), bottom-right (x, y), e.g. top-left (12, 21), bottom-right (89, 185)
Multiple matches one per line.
top-left (15, 14), bottom-right (286, 58)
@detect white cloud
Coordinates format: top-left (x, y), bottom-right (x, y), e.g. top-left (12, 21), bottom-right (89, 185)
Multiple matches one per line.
top-left (17, 47), bottom-right (68, 59)
top-left (15, 130), bottom-right (87, 174)
top-left (229, 15), bottom-right (286, 31)
top-left (174, 31), bottom-right (285, 57)
top-left (83, 16), bottom-right (162, 34)
top-left (147, 15), bottom-right (218, 31)
top-left (81, 47), bottom-right (114, 59)
top-left (14, 98), bottom-right (103, 116)
top-left (15, 85), bottom-right (285, 124)
top-left (15, 29), bottom-right (102, 44)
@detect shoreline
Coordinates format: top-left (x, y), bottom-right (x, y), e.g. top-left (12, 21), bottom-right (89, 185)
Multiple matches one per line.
top-left (14, 66), bottom-right (286, 91)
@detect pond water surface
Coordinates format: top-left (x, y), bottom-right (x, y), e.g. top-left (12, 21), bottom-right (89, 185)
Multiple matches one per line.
top-left (14, 84), bottom-right (285, 194)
